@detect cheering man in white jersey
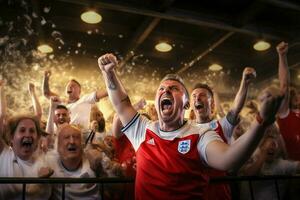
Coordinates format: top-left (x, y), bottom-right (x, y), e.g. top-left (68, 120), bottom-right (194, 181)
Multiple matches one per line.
top-left (98, 53), bottom-right (283, 200)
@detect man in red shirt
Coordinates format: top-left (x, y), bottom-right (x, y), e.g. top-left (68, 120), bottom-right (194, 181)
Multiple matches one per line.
top-left (274, 41), bottom-right (300, 161)
top-left (98, 53), bottom-right (282, 200)
top-left (190, 67), bottom-right (256, 200)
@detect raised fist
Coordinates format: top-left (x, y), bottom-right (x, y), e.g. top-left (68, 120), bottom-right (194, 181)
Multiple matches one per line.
top-left (258, 91), bottom-right (284, 126)
top-left (276, 41), bottom-right (288, 56)
top-left (44, 70), bottom-right (51, 78)
top-left (98, 53), bottom-right (118, 73)
top-left (28, 82), bottom-right (35, 93)
top-left (242, 67), bottom-right (256, 84)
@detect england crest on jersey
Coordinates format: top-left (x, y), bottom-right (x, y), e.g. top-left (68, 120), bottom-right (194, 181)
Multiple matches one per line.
top-left (209, 121), bottom-right (218, 130)
top-left (178, 139), bottom-right (191, 154)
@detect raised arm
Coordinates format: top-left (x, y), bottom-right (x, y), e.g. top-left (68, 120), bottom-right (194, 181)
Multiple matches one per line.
top-left (206, 92), bottom-right (283, 171)
top-left (28, 83), bottom-right (42, 120)
top-left (96, 89), bottom-right (108, 101)
top-left (112, 114), bottom-right (123, 139)
top-left (97, 53), bottom-right (136, 125)
top-left (212, 89), bottom-right (225, 118)
top-left (46, 96), bottom-right (60, 135)
top-left (228, 67), bottom-right (256, 123)
top-left (276, 42), bottom-right (290, 117)
top-left (42, 70), bottom-right (59, 99)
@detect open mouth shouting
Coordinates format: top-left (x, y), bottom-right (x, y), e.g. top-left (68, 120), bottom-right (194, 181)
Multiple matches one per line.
top-left (194, 102), bottom-right (204, 110)
top-left (21, 137), bottom-right (34, 149)
top-left (160, 97), bottom-right (173, 115)
top-left (67, 144), bottom-right (78, 153)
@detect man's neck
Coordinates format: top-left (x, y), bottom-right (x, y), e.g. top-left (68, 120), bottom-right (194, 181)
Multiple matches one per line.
top-left (67, 97), bottom-right (79, 104)
top-left (196, 115), bottom-right (212, 124)
top-left (159, 119), bottom-right (185, 132)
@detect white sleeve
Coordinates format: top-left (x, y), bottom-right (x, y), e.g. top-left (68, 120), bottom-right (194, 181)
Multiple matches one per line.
top-left (77, 92), bottom-right (98, 104)
top-left (121, 113), bottom-right (150, 151)
top-left (197, 130), bottom-right (223, 164)
top-left (219, 116), bottom-right (235, 143)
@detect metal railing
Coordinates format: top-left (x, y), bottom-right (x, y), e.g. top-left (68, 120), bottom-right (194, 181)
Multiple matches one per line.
top-left (0, 175), bottom-right (299, 200)
top-left (210, 175), bottom-right (300, 200)
top-left (0, 177), bottom-right (134, 200)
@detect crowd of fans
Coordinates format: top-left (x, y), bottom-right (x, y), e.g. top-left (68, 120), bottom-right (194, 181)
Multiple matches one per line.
top-left (0, 41), bottom-right (299, 200)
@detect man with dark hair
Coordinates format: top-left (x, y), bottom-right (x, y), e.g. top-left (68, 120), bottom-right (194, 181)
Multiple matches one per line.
top-left (97, 53), bottom-right (282, 200)
top-left (43, 70), bottom-right (107, 129)
top-left (191, 67), bottom-right (256, 200)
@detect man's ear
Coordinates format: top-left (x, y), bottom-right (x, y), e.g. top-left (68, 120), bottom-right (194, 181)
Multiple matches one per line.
top-left (184, 101), bottom-right (190, 110)
top-left (210, 98), bottom-right (215, 114)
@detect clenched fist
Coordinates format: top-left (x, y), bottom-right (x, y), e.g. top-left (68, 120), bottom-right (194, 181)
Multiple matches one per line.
top-left (98, 53), bottom-right (118, 73)
top-left (242, 67), bottom-right (256, 85)
top-left (276, 41), bottom-right (288, 56)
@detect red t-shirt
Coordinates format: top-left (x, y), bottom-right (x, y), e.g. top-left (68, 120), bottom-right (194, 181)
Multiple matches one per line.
top-left (197, 119), bottom-right (233, 200)
top-left (115, 134), bottom-right (136, 177)
top-left (277, 110), bottom-right (300, 160)
top-left (122, 113), bottom-right (222, 200)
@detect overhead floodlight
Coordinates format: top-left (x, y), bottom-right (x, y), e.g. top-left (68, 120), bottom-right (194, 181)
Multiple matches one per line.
top-left (37, 44), bottom-right (53, 53)
top-left (155, 42), bottom-right (172, 52)
top-left (81, 11), bottom-right (102, 24)
top-left (253, 40), bottom-right (271, 51)
top-left (208, 64), bottom-right (223, 71)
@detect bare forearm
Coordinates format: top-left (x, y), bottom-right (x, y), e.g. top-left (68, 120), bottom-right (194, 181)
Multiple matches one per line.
top-left (42, 77), bottom-right (57, 98)
top-left (101, 70), bottom-right (135, 124)
top-left (231, 80), bottom-right (248, 116)
top-left (224, 122), bottom-right (267, 171)
top-left (277, 54), bottom-right (290, 115)
top-left (278, 55), bottom-right (289, 93)
top-left (208, 122), bottom-right (267, 171)
top-left (46, 107), bottom-right (55, 135)
top-left (30, 93), bottom-right (42, 120)
top-left (96, 89), bottom-right (108, 100)
top-left (112, 114), bottom-right (124, 139)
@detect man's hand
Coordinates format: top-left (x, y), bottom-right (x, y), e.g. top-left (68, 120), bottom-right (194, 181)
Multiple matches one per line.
top-left (98, 53), bottom-right (118, 73)
top-left (50, 96), bottom-right (61, 109)
top-left (44, 70), bottom-right (51, 79)
top-left (242, 67), bottom-right (256, 85)
top-left (38, 167), bottom-right (54, 178)
top-left (276, 42), bottom-right (288, 56)
top-left (28, 83), bottom-right (35, 94)
top-left (258, 92), bottom-right (284, 126)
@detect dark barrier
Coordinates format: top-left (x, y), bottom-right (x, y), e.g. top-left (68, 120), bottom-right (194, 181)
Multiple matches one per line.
top-left (1, 175), bottom-right (299, 200)
top-left (0, 177), bottom-right (134, 200)
top-left (210, 175), bottom-right (300, 200)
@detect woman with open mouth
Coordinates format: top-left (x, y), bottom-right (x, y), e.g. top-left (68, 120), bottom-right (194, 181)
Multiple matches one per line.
top-left (0, 114), bottom-right (52, 200)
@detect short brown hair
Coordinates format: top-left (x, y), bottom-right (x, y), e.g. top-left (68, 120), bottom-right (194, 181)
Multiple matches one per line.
top-left (161, 74), bottom-right (189, 100)
top-left (192, 83), bottom-right (214, 98)
top-left (70, 79), bottom-right (81, 89)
